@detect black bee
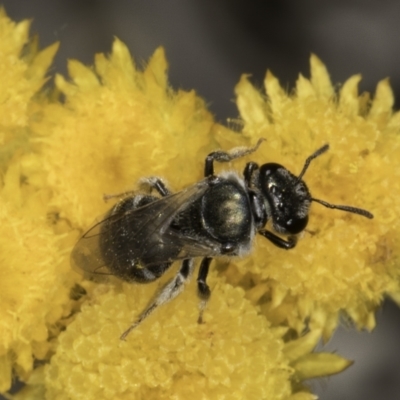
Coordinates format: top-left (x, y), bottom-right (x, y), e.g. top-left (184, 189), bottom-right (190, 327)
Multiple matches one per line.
top-left (71, 140), bottom-right (373, 340)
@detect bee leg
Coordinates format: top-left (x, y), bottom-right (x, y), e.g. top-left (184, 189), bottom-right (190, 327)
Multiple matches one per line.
top-left (243, 161), bottom-right (259, 186)
top-left (104, 177), bottom-right (170, 202)
top-left (204, 138), bottom-right (265, 177)
top-left (120, 259), bottom-right (195, 340)
top-left (138, 177), bottom-right (171, 197)
top-left (258, 229), bottom-right (298, 249)
top-left (197, 257), bottom-right (212, 323)
top-left (124, 262), bottom-right (172, 283)
top-left (103, 190), bottom-right (136, 202)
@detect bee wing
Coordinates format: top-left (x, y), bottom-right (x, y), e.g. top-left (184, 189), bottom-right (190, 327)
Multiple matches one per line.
top-left (156, 230), bottom-right (222, 264)
top-left (71, 211), bottom-right (114, 280)
top-left (71, 180), bottom-right (210, 279)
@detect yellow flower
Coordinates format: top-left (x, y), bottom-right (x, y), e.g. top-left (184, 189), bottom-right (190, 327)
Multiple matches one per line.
top-left (0, 8), bottom-right (70, 393)
top-left (44, 274), bottom-right (295, 399)
top-left (230, 56), bottom-right (399, 341)
top-left (1, 7), bottom-right (399, 400)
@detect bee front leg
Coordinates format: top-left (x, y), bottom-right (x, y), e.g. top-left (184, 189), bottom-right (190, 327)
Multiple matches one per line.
top-left (197, 257), bottom-right (212, 323)
top-left (120, 258), bottom-right (195, 340)
top-left (258, 229), bottom-right (298, 249)
top-left (243, 161), bottom-right (259, 187)
top-left (204, 138), bottom-right (265, 177)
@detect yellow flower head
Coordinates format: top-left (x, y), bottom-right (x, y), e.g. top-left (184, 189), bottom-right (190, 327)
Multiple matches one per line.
top-left (45, 274), bottom-right (294, 399)
top-left (0, 9), bottom-right (69, 392)
top-left (231, 56), bottom-right (399, 340)
top-left (0, 7), bottom-right (399, 400)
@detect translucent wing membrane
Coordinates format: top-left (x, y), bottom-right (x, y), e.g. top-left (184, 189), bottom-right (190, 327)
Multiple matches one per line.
top-left (71, 180), bottom-right (220, 279)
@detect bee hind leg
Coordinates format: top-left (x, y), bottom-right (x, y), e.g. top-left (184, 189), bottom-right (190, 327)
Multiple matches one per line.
top-left (124, 262), bottom-right (172, 283)
top-left (138, 177), bottom-right (171, 197)
top-left (120, 258), bottom-right (195, 340)
top-left (104, 177), bottom-right (170, 202)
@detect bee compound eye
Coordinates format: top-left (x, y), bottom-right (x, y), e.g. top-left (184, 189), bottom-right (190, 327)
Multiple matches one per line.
top-left (283, 215), bottom-right (308, 234)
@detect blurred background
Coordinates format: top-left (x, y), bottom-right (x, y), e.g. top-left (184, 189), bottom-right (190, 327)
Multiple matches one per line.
top-left (3, 1), bottom-right (400, 399)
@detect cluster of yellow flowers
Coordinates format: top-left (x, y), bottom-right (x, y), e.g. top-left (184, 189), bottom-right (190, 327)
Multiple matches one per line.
top-left (0, 8), bottom-right (399, 400)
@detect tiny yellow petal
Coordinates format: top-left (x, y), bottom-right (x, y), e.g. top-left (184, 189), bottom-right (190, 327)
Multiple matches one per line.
top-left (25, 42), bottom-right (59, 82)
top-left (296, 73), bottom-right (315, 99)
top-left (54, 72), bottom-right (77, 97)
top-left (264, 69), bottom-right (290, 115)
top-left (283, 330), bottom-right (322, 362)
top-left (143, 46), bottom-right (169, 101)
top-left (270, 281), bottom-right (289, 309)
top-left (368, 78), bottom-right (394, 125)
top-left (288, 392), bottom-right (318, 400)
top-left (310, 53), bottom-right (333, 97)
top-left (110, 37), bottom-right (137, 78)
top-left (339, 74), bottom-right (362, 116)
top-left (67, 59), bottom-right (101, 90)
top-left (387, 109), bottom-right (400, 130)
top-left (235, 74), bottom-right (267, 127)
top-left (293, 352), bottom-right (353, 380)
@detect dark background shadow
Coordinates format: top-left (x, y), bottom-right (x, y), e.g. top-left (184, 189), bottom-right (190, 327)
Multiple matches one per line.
top-left (2, 1), bottom-right (400, 399)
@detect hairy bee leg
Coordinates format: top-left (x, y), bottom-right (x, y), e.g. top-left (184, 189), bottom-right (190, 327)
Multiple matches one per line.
top-left (138, 176), bottom-right (171, 197)
top-left (197, 257), bottom-right (212, 323)
top-left (124, 262), bottom-right (172, 283)
top-left (120, 259), bottom-right (195, 340)
top-left (103, 190), bottom-right (136, 202)
top-left (104, 177), bottom-right (170, 202)
top-left (204, 138), bottom-right (265, 177)
top-left (243, 161), bottom-right (259, 186)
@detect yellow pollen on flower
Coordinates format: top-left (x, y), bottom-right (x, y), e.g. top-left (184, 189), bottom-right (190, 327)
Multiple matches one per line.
top-left (0, 7), bottom-right (399, 400)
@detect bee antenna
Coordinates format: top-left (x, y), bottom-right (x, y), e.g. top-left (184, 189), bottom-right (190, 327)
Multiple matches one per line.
top-left (311, 198), bottom-right (374, 219)
top-left (296, 144), bottom-right (330, 183)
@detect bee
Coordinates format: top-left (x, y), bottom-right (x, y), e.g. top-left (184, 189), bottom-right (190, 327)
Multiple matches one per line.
top-left (71, 140), bottom-right (373, 340)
